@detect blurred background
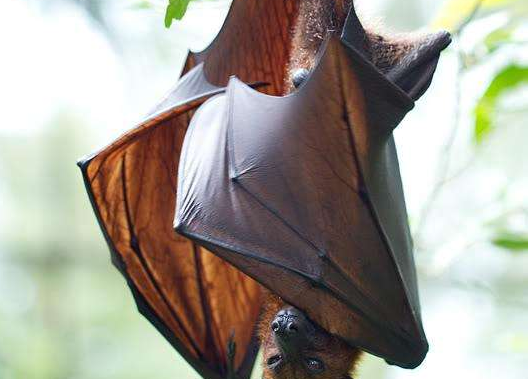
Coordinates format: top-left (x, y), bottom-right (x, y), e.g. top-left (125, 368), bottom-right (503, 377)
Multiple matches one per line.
top-left (0, 0), bottom-right (526, 378)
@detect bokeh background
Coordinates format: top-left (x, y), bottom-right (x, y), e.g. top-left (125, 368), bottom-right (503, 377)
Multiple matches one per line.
top-left (0, 0), bottom-right (527, 378)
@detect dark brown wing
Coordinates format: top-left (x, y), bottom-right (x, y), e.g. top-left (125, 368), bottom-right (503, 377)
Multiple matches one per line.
top-left (78, 1), bottom-right (299, 378)
top-left (175, 5), bottom-right (450, 370)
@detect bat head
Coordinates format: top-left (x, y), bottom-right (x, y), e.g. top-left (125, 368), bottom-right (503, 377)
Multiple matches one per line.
top-left (260, 297), bottom-right (362, 379)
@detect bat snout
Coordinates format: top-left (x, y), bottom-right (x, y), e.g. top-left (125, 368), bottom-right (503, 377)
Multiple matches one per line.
top-left (271, 306), bottom-right (314, 356)
top-left (272, 307), bottom-right (303, 335)
top-left (271, 313), bottom-right (299, 336)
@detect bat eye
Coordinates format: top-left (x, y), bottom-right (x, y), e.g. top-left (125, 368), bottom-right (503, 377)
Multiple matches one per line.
top-left (267, 354), bottom-right (282, 368)
top-left (305, 357), bottom-right (324, 373)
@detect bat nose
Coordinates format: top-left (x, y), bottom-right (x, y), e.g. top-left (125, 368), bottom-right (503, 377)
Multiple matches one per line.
top-left (271, 307), bottom-right (302, 336)
top-left (271, 318), bottom-right (299, 335)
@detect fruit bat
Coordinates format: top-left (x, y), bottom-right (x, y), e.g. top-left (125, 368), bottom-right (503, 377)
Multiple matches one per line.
top-left (77, 1), bottom-right (451, 378)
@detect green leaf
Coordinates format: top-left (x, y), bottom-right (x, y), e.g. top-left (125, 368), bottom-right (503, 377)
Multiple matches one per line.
top-left (492, 232), bottom-right (528, 251)
top-left (164, 0), bottom-right (191, 28)
top-left (474, 64), bottom-right (528, 143)
top-left (164, 4), bottom-right (175, 28)
top-left (483, 25), bottom-right (515, 52)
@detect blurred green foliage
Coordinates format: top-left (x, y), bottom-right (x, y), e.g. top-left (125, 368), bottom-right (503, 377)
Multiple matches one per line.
top-left (433, 0), bottom-right (521, 30)
top-left (492, 232), bottom-right (528, 251)
top-left (474, 64), bottom-right (527, 143)
top-left (454, 0), bottom-right (528, 255)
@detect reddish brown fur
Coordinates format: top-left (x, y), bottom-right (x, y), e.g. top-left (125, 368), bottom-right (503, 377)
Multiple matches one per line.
top-left (286, 0), bottom-right (415, 92)
top-left (258, 292), bottom-right (362, 379)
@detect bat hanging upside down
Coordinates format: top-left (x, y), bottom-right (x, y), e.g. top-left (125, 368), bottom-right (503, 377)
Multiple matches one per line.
top-left (78, 0), bottom-right (451, 376)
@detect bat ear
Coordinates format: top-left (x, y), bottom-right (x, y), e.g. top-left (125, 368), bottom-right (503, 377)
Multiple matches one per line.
top-left (383, 31), bottom-right (452, 101)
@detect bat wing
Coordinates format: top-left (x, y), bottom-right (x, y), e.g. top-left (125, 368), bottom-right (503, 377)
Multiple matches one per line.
top-left (78, 1), bottom-right (299, 378)
top-left (181, 0), bottom-right (298, 94)
top-left (176, 5), bottom-right (450, 369)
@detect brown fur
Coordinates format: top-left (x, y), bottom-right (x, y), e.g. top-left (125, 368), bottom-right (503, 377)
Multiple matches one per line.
top-left (286, 0), bottom-right (415, 91)
top-left (258, 292), bottom-right (362, 379)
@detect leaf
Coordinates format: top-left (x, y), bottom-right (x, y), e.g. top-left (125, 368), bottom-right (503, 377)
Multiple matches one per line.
top-left (483, 25), bottom-right (515, 52)
top-left (164, 0), bottom-right (191, 28)
top-left (492, 232), bottom-right (528, 251)
top-left (473, 64), bottom-right (528, 143)
top-left (164, 4), bottom-right (175, 28)
top-left (130, 1), bottom-right (154, 10)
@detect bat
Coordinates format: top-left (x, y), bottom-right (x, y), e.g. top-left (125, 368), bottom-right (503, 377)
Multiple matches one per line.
top-left (77, 1), bottom-right (450, 378)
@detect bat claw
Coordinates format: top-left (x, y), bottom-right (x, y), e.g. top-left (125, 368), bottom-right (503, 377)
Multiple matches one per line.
top-left (226, 331), bottom-right (238, 379)
top-left (292, 68), bottom-right (310, 88)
